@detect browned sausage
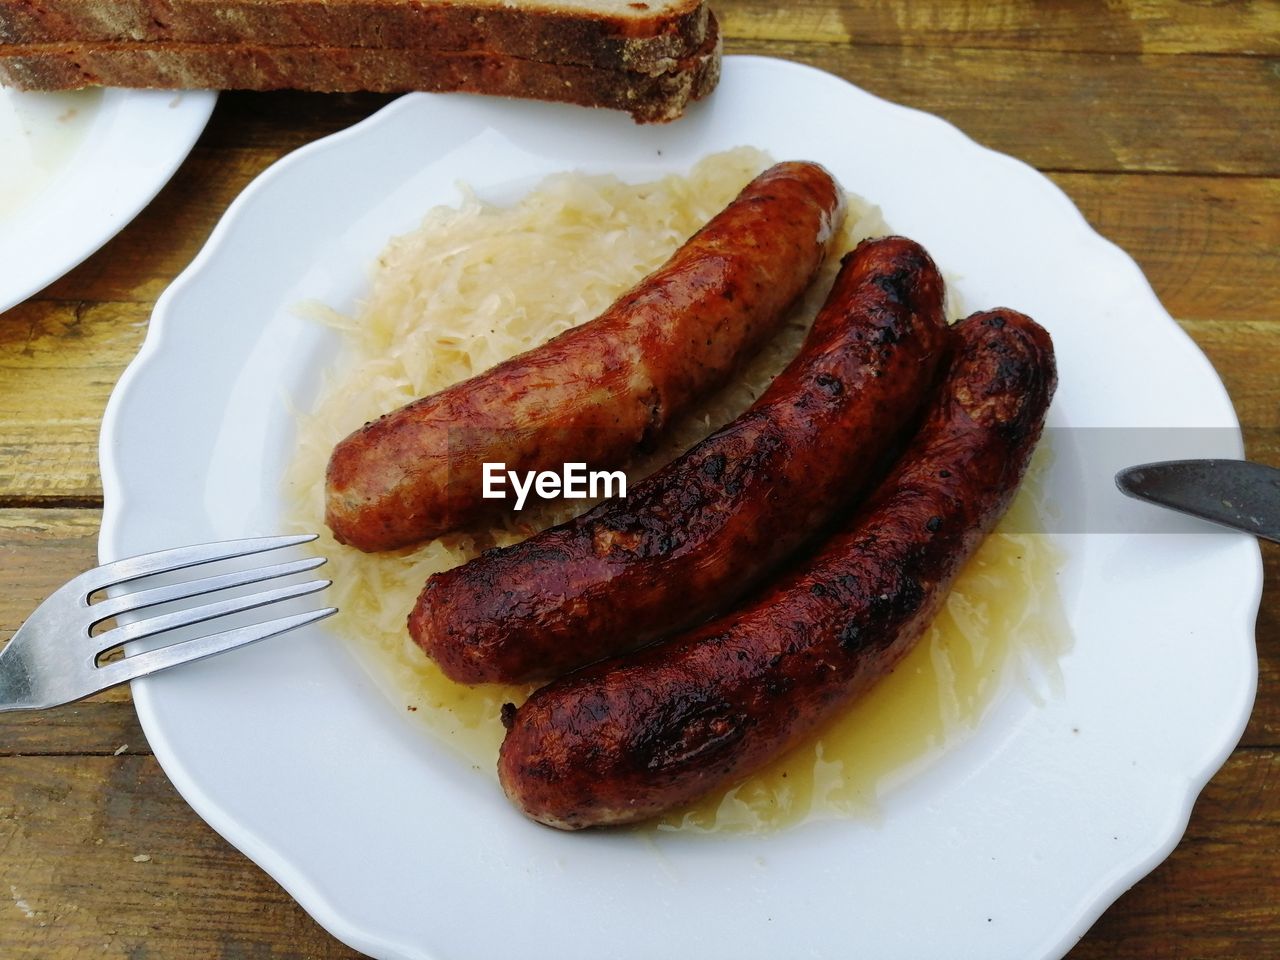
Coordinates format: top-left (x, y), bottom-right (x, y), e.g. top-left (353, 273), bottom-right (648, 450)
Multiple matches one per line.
top-left (325, 161), bottom-right (845, 552)
top-left (497, 309), bottom-right (1057, 828)
top-left (410, 236), bottom-right (951, 684)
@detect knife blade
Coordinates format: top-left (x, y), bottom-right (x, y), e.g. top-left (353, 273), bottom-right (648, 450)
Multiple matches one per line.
top-left (1115, 459), bottom-right (1280, 543)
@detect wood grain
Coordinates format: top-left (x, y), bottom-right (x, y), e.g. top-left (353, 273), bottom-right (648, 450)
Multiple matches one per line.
top-left (0, 756), bottom-right (360, 959)
top-left (0, 510), bottom-right (100, 644)
top-left (727, 40), bottom-right (1280, 176)
top-left (1248, 543), bottom-right (1280, 746)
top-left (180, 44), bottom-right (1280, 177)
top-left (0, 301), bottom-right (147, 503)
top-left (1049, 174), bottom-right (1280, 327)
top-left (0, 510), bottom-right (142, 756)
top-left (0, 748), bottom-right (1272, 960)
top-left (0, 1), bottom-right (1275, 956)
top-left (714, 0), bottom-right (1280, 54)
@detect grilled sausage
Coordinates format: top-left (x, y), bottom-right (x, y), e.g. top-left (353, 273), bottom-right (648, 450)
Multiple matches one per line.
top-left (325, 161), bottom-right (845, 551)
top-left (498, 309), bottom-right (1057, 828)
top-left (410, 236), bottom-right (951, 684)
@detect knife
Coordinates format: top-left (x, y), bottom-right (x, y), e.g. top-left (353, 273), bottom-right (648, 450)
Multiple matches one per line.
top-left (1115, 459), bottom-right (1280, 543)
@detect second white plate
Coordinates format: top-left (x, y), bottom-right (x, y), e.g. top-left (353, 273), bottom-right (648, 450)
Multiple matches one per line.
top-left (0, 86), bottom-right (215, 313)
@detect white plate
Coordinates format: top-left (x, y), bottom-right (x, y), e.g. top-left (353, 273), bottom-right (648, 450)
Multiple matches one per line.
top-left (99, 58), bottom-right (1261, 960)
top-left (0, 86), bottom-right (215, 313)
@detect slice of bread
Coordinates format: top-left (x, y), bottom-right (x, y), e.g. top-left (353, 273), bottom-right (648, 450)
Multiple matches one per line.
top-left (0, 0), bottom-right (710, 75)
top-left (0, 19), bottom-right (721, 122)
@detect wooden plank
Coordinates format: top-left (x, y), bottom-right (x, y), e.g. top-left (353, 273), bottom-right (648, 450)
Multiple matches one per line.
top-left (1049, 175), bottom-right (1280, 327)
top-left (0, 301), bottom-right (148, 503)
top-left (0, 749), bottom-right (1272, 958)
top-left (725, 41), bottom-right (1279, 176)
top-left (0, 510), bottom-right (100, 644)
top-left (180, 45), bottom-right (1280, 176)
top-left (0, 756), bottom-right (361, 958)
top-left (1180, 311), bottom-right (1280, 694)
top-left (195, 89), bottom-right (391, 152)
top-left (1246, 542), bottom-right (1280, 747)
top-left (0, 701), bottom-right (145, 757)
top-left (0, 510), bottom-right (145, 755)
top-left (714, 0), bottom-right (1280, 55)
top-left (1181, 320), bottom-right (1280, 431)
top-left (0, 4), bottom-right (1273, 956)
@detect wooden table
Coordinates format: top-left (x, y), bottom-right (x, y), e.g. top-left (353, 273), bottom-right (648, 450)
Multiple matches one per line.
top-left (1, 2), bottom-right (1276, 956)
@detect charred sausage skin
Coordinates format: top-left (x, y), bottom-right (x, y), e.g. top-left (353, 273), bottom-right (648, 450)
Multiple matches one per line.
top-left (325, 161), bottom-right (845, 552)
top-left (411, 236), bottom-right (951, 684)
top-left (498, 309), bottom-right (1057, 829)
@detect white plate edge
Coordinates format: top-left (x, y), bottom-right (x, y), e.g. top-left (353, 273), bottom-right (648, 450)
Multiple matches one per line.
top-left (0, 87), bottom-right (217, 313)
top-left (95, 59), bottom-right (1266, 960)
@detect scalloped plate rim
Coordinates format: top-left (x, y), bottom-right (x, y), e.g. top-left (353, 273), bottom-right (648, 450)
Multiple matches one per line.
top-left (99, 57), bottom-right (1261, 960)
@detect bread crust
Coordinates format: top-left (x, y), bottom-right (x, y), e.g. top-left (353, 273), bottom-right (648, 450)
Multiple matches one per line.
top-left (0, 13), bottom-right (720, 121)
top-left (0, 0), bottom-right (709, 75)
top-left (0, 36), bottom-right (718, 121)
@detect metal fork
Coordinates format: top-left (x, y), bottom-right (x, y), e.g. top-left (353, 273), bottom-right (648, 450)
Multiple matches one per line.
top-left (1, 534), bottom-right (337, 712)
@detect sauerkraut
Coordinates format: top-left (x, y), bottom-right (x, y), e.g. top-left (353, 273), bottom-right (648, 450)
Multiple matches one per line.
top-left (285, 149), bottom-right (888, 760)
top-left (285, 151), bottom-right (1067, 832)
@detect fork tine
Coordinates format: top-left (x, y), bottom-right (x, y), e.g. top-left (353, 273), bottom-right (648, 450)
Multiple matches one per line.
top-left (94, 607), bottom-right (338, 691)
top-left (90, 556), bottom-right (327, 625)
top-left (86, 534), bottom-right (319, 594)
top-left (92, 579), bottom-right (331, 656)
